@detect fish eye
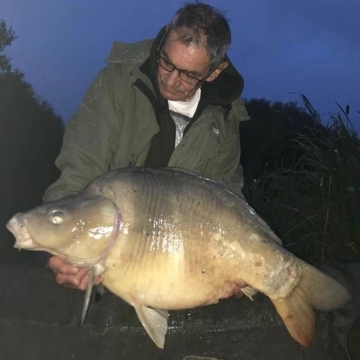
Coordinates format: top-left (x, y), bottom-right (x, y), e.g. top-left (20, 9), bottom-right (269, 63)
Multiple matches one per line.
top-left (50, 211), bottom-right (64, 225)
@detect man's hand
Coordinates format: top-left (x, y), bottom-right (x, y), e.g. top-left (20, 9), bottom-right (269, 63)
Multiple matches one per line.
top-left (48, 255), bottom-right (103, 291)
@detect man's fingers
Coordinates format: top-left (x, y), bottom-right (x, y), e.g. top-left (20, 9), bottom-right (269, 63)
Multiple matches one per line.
top-left (48, 256), bottom-right (80, 275)
top-left (56, 273), bottom-right (81, 288)
top-left (54, 269), bottom-right (102, 291)
top-left (49, 255), bottom-right (103, 290)
top-left (76, 268), bottom-right (90, 290)
top-left (55, 268), bottom-right (89, 289)
top-left (78, 275), bottom-right (90, 291)
top-left (75, 272), bottom-right (103, 290)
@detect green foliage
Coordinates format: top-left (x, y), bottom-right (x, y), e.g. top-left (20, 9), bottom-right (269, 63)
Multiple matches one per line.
top-left (0, 19), bottom-right (16, 72)
top-left (244, 96), bottom-right (360, 261)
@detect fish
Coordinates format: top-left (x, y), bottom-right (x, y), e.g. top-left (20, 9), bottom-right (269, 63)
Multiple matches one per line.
top-left (6, 167), bottom-right (351, 349)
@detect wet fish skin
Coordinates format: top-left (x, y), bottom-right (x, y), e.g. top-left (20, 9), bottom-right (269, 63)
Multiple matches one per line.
top-left (6, 167), bottom-right (351, 349)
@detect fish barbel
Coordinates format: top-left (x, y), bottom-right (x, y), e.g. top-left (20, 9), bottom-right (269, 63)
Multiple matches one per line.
top-left (6, 167), bottom-right (351, 348)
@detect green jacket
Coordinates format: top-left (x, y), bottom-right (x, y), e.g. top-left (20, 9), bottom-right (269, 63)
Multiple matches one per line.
top-left (44, 28), bottom-right (249, 202)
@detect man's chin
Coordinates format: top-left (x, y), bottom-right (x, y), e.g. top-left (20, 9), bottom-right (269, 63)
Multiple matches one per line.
top-left (159, 86), bottom-right (186, 101)
top-left (160, 90), bottom-right (177, 101)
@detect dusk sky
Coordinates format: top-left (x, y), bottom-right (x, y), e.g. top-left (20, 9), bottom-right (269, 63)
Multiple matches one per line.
top-left (2, 0), bottom-right (360, 130)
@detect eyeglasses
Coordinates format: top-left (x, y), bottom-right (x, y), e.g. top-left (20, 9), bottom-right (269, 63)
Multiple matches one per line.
top-left (156, 52), bottom-right (208, 86)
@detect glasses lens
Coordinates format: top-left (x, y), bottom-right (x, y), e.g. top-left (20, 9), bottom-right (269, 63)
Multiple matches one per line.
top-left (179, 73), bottom-right (199, 86)
top-left (158, 55), bottom-right (174, 71)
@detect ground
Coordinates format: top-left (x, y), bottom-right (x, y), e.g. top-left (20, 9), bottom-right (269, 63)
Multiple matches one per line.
top-left (0, 257), bottom-right (358, 360)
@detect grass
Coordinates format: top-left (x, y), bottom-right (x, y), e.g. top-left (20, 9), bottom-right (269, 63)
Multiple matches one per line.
top-left (245, 95), bottom-right (360, 262)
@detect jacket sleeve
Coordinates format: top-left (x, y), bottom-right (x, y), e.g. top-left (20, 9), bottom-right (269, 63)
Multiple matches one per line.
top-left (205, 98), bottom-right (249, 199)
top-left (43, 65), bottom-right (122, 202)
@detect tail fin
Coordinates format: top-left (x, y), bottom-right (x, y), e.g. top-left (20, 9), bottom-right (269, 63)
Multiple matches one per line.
top-left (271, 260), bottom-right (351, 347)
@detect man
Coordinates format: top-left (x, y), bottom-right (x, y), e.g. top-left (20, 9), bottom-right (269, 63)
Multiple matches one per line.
top-left (46, 2), bottom-right (249, 289)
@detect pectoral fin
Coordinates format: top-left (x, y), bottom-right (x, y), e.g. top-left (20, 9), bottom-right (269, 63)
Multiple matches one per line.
top-left (241, 286), bottom-right (258, 300)
top-left (134, 304), bottom-right (168, 349)
top-left (81, 265), bottom-right (95, 325)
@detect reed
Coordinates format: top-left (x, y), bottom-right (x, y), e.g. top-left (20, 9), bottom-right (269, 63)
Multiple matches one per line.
top-left (246, 95), bottom-right (360, 261)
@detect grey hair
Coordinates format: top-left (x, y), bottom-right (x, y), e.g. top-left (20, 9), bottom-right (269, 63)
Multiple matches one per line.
top-left (168, 1), bottom-right (231, 71)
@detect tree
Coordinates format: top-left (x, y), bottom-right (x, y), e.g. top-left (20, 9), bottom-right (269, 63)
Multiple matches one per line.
top-left (0, 20), bottom-right (64, 263)
top-left (0, 19), bottom-right (16, 72)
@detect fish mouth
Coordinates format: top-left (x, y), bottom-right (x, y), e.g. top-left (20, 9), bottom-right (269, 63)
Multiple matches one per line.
top-left (6, 216), bottom-right (37, 250)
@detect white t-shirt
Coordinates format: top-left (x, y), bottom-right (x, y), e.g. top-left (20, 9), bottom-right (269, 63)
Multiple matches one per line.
top-left (168, 88), bottom-right (201, 147)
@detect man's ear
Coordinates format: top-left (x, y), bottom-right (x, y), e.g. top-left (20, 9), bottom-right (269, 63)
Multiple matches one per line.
top-left (206, 61), bottom-right (229, 82)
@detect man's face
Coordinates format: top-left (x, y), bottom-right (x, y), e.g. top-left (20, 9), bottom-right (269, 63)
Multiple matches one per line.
top-left (157, 30), bottom-right (226, 102)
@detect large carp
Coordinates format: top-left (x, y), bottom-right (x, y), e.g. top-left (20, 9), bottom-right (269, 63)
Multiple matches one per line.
top-left (7, 167), bottom-right (350, 349)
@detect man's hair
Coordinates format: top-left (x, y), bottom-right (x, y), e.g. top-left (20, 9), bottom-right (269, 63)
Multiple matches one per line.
top-left (169, 1), bottom-right (231, 70)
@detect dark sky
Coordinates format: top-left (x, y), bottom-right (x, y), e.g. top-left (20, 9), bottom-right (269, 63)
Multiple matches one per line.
top-left (2, 0), bottom-right (360, 130)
